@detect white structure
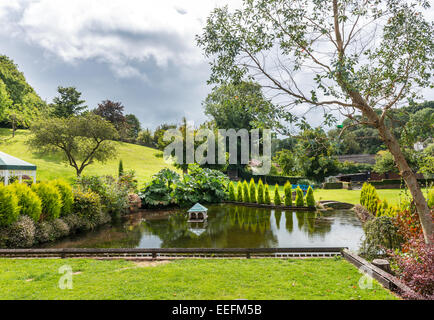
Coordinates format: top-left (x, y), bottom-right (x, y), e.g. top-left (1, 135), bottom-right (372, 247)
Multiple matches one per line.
top-left (0, 151), bottom-right (36, 185)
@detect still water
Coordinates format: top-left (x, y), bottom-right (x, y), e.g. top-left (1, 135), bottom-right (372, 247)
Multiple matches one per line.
top-left (46, 204), bottom-right (364, 251)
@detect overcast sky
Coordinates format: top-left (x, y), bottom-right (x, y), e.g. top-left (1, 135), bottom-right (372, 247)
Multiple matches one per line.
top-left (0, 0), bottom-right (432, 131)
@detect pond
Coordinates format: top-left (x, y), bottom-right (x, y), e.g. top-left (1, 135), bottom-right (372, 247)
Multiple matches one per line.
top-left (45, 204), bottom-right (364, 251)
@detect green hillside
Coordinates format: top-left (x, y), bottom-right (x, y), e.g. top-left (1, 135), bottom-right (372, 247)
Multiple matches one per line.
top-left (0, 128), bottom-right (176, 185)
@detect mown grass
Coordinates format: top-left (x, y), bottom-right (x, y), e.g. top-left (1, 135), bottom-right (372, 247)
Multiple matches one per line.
top-left (0, 128), bottom-right (177, 185)
top-left (0, 258), bottom-right (397, 300)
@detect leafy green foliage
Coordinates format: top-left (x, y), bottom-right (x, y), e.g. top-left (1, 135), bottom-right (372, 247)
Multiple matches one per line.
top-left (0, 184), bottom-right (20, 227)
top-left (29, 113), bottom-right (118, 176)
top-left (428, 188), bottom-right (434, 208)
top-left (243, 180), bottom-right (250, 203)
top-left (76, 175), bottom-right (129, 216)
top-left (274, 184), bottom-right (281, 205)
top-left (249, 178), bottom-right (256, 203)
top-left (173, 165), bottom-right (229, 207)
top-left (360, 183), bottom-right (380, 215)
top-left (236, 181), bottom-right (243, 202)
top-left (295, 187), bottom-right (304, 207)
top-left (305, 186), bottom-right (315, 207)
top-left (118, 160), bottom-right (124, 177)
top-left (139, 169), bottom-right (180, 208)
top-left (31, 183), bottom-right (62, 221)
top-left (51, 180), bottom-right (74, 216)
top-left (264, 184), bottom-right (271, 205)
top-left (256, 179), bottom-right (264, 204)
top-left (283, 181), bottom-right (292, 206)
top-left (51, 86), bottom-right (87, 118)
top-left (373, 150), bottom-right (418, 174)
top-left (228, 181), bottom-right (236, 201)
top-left (360, 216), bottom-right (403, 260)
top-left (8, 183), bottom-right (42, 222)
top-left (273, 150), bottom-right (297, 176)
top-left (72, 189), bottom-right (102, 221)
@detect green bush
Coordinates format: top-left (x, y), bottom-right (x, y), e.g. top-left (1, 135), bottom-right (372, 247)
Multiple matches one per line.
top-left (236, 182), bottom-right (243, 202)
top-left (243, 180), bottom-right (250, 203)
top-left (51, 218), bottom-right (70, 239)
top-left (51, 179), bottom-right (74, 216)
top-left (4, 215), bottom-right (35, 248)
top-left (257, 179), bottom-right (264, 204)
top-left (0, 184), bottom-right (20, 227)
top-left (72, 189), bottom-right (102, 221)
top-left (295, 187), bottom-right (304, 206)
top-left (8, 183), bottom-right (42, 222)
top-left (360, 183), bottom-right (380, 215)
top-left (31, 183), bottom-right (62, 221)
top-left (264, 184), bottom-right (271, 205)
top-left (249, 179), bottom-right (256, 203)
top-left (322, 182), bottom-right (343, 189)
top-left (35, 221), bottom-right (56, 243)
top-left (305, 186), bottom-right (315, 207)
top-left (360, 216), bottom-right (403, 260)
top-left (274, 184), bottom-right (281, 205)
top-left (284, 181), bottom-right (292, 206)
top-left (228, 181), bottom-right (236, 201)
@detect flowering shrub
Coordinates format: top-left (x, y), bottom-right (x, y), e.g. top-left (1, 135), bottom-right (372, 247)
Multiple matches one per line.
top-left (389, 236), bottom-right (434, 300)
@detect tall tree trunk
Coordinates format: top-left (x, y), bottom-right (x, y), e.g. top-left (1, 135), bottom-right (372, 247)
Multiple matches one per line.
top-left (377, 121), bottom-right (432, 244)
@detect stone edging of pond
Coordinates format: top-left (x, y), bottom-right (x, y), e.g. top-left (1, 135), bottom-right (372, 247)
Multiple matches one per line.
top-left (223, 201), bottom-right (316, 211)
top-left (342, 249), bottom-right (415, 298)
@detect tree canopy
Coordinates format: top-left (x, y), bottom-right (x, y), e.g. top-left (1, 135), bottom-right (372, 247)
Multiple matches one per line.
top-left (51, 86), bottom-right (87, 118)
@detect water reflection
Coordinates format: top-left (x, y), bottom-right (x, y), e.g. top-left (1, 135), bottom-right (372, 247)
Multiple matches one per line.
top-left (46, 204), bottom-right (364, 251)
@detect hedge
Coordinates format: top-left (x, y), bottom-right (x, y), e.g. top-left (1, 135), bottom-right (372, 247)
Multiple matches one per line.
top-left (322, 182), bottom-right (343, 189)
top-left (238, 172), bottom-right (304, 185)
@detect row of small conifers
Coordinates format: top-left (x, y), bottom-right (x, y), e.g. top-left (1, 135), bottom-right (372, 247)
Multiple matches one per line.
top-left (227, 179), bottom-right (315, 207)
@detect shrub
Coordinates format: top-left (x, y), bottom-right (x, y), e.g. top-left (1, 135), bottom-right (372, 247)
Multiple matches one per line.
top-left (274, 184), bottom-right (281, 205)
top-left (283, 181), bottom-right (292, 206)
top-left (295, 186), bottom-right (304, 206)
top-left (172, 165), bottom-right (229, 207)
top-left (118, 159), bottom-right (124, 177)
top-left (243, 180), bottom-right (250, 203)
top-left (360, 183), bottom-right (379, 215)
top-left (257, 179), bottom-right (264, 204)
top-left (118, 170), bottom-right (139, 193)
top-left (72, 189), bottom-right (102, 221)
top-left (249, 179), bottom-right (256, 203)
top-left (63, 213), bottom-right (86, 234)
top-left (228, 181), bottom-right (236, 201)
top-left (389, 236), bottom-right (434, 299)
top-left (264, 184), bottom-right (271, 205)
top-left (236, 182), bottom-right (243, 202)
top-left (5, 215), bottom-right (35, 248)
top-left (322, 182), bottom-right (343, 189)
top-left (51, 179), bottom-right (74, 216)
top-left (31, 183), bottom-right (62, 221)
top-left (138, 169), bottom-right (180, 207)
top-left (51, 219), bottom-right (70, 239)
top-left (35, 221), bottom-right (55, 243)
top-left (305, 186), bottom-right (315, 207)
top-left (359, 216), bottom-right (403, 260)
top-left (0, 184), bottom-right (20, 227)
top-left (8, 183), bottom-right (42, 222)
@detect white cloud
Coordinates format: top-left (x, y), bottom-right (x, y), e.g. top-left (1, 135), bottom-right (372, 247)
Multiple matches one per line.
top-left (0, 0), bottom-right (241, 79)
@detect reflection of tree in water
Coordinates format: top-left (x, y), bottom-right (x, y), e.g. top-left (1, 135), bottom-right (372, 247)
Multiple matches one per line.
top-left (295, 211), bottom-right (305, 230)
top-left (275, 210), bottom-right (282, 229)
top-left (142, 204), bottom-right (277, 248)
top-left (285, 211), bottom-right (293, 233)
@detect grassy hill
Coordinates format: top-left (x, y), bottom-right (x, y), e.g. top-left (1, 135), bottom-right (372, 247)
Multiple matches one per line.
top-left (0, 128), bottom-right (175, 186)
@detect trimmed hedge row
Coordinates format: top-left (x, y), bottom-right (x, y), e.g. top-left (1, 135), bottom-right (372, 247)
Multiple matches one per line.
top-left (238, 172), bottom-right (304, 185)
top-left (230, 179), bottom-right (315, 207)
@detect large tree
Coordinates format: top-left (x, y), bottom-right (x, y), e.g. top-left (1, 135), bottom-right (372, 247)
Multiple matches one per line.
top-left (197, 0), bottom-right (434, 243)
top-left (51, 86), bottom-right (87, 118)
top-left (93, 100), bottom-right (129, 139)
top-left (29, 113), bottom-right (118, 176)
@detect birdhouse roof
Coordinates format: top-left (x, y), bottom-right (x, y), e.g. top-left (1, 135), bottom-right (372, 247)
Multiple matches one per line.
top-left (188, 203), bottom-right (208, 212)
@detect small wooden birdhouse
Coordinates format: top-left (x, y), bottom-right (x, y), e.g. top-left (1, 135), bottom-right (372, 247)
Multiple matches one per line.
top-left (187, 203), bottom-right (208, 222)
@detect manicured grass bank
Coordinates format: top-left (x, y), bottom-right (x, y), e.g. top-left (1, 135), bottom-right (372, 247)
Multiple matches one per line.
top-left (0, 258), bottom-right (397, 300)
top-left (0, 128), bottom-right (177, 183)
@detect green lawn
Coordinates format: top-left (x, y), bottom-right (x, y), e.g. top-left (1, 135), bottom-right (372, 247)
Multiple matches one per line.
top-left (0, 128), bottom-right (177, 185)
top-left (0, 258), bottom-right (397, 300)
